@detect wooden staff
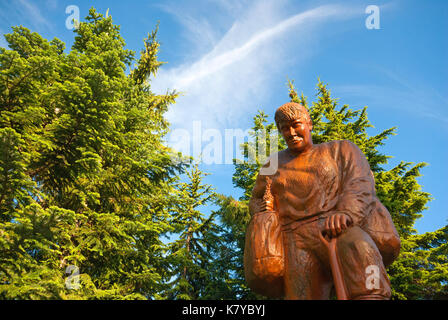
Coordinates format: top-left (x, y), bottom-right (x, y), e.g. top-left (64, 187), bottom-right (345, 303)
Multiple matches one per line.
top-left (318, 231), bottom-right (349, 300)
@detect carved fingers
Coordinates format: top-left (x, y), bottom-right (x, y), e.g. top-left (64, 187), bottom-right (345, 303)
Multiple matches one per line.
top-left (323, 213), bottom-right (353, 238)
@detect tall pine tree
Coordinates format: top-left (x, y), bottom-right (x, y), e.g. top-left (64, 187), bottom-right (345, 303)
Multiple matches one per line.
top-left (163, 163), bottom-right (222, 300)
top-left (0, 8), bottom-right (185, 299)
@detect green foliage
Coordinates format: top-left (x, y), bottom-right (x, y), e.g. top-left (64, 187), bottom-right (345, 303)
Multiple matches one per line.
top-left (212, 195), bottom-right (262, 299)
top-left (232, 111), bottom-right (281, 201)
top-left (1, 6), bottom-right (445, 300)
top-left (216, 79), bottom-right (448, 300)
top-left (163, 163), bottom-right (221, 299)
top-left (388, 225), bottom-right (448, 299)
top-left (0, 8), bottom-right (184, 299)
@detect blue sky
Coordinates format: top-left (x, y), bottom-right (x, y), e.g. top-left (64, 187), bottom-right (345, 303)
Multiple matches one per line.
top-left (0, 0), bottom-right (447, 233)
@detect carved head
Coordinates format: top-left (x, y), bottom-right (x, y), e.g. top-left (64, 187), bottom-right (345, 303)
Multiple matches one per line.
top-left (275, 102), bottom-right (313, 153)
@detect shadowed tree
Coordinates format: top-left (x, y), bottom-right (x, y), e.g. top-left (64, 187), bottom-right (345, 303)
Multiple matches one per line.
top-left (164, 163), bottom-right (224, 299)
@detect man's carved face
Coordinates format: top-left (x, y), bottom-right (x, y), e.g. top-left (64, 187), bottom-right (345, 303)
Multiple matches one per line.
top-left (278, 114), bottom-right (313, 153)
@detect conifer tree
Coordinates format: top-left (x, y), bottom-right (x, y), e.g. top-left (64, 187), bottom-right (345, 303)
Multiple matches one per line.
top-left (216, 79), bottom-right (448, 299)
top-left (164, 163), bottom-right (221, 299)
top-left (0, 8), bottom-right (184, 299)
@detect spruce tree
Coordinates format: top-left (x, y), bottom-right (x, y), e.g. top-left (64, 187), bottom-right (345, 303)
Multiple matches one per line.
top-left (164, 163), bottom-right (221, 299)
top-left (0, 8), bottom-right (184, 299)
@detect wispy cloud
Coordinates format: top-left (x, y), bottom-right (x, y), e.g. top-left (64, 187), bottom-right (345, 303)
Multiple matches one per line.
top-left (154, 4), bottom-right (219, 58)
top-left (333, 68), bottom-right (448, 126)
top-left (153, 1), bottom-right (359, 136)
top-left (171, 5), bottom-right (347, 88)
top-left (0, 0), bottom-right (53, 32)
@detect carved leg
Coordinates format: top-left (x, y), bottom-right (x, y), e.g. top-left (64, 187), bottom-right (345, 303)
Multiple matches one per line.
top-left (336, 226), bottom-right (392, 300)
top-left (283, 230), bottom-right (333, 300)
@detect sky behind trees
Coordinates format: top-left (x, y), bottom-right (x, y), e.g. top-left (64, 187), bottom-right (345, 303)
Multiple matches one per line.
top-left (0, 0), bottom-right (446, 233)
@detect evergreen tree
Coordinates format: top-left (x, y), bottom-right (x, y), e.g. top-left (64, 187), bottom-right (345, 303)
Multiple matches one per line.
top-left (164, 163), bottom-right (221, 299)
top-left (216, 79), bottom-right (448, 299)
top-left (0, 8), bottom-right (185, 299)
top-left (213, 111), bottom-right (281, 299)
top-left (212, 194), bottom-right (259, 299)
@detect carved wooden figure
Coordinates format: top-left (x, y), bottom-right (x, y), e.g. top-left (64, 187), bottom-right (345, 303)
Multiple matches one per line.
top-left (244, 102), bottom-right (400, 300)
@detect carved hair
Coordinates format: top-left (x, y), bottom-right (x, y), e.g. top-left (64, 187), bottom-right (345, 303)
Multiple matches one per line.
top-left (274, 102), bottom-right (311, 130)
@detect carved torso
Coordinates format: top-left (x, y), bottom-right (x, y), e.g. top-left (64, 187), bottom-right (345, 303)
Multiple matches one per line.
top-left (272, 141), bottom-right (343, 225)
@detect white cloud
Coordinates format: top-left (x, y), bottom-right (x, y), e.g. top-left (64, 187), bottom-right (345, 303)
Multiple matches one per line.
top-left (151, 1), bottom-right (361, 159)
top-left (179, 5), bottom-right (356, 89)
top-left (0, 0), bottom-right (53, 32)
top-left (18, 0), bottom-right (53, 29)
top-left (155, 4), bottom-right (219, 57)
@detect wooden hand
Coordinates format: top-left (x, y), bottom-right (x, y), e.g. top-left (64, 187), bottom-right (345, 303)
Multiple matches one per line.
top-left (323, 213), bottom-right (353, 238)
